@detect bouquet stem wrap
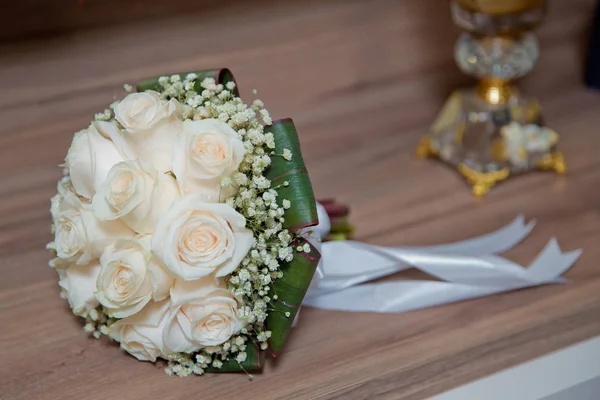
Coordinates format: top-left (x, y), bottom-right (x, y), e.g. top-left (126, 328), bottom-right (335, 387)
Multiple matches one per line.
top-left (304, 204), bottom-right (581, 313)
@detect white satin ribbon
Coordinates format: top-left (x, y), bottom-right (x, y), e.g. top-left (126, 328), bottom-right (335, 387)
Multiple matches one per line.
top-left (302, 204), bottom-right (581, 313)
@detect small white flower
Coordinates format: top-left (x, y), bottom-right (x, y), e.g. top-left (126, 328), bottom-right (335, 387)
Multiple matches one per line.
top-left (263, 192), bottom-right (276, 202)
top-left (252, 176), bottom-right (270, 190)
top-left (239, 269), bottom-right (251, 281)
top-left (282, 148), bottom-right (292, 161)
top-left (282, 199), bottom-right (291, 209)
top-left (221, 177), bottom-right (233, 188)
top-left (235, 352), bottom-right (247, 363)
top-left (278, 247), bottom-right (292, 260)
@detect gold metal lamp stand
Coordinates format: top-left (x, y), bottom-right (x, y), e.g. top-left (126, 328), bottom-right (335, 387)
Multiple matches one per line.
top-left (418, 0), bottom-right (565, 197)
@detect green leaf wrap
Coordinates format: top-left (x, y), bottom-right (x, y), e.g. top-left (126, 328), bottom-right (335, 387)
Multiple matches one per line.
top-left (264, 119), bottom-right (318, 231)
top-left (263, 119), bottom-right (321, 354)
top-left (266, 238), bottom-right (320, 354)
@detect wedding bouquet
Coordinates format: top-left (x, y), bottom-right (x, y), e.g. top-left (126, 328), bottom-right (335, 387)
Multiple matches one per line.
top-left (48, 69), bottom-right (321, 376)
top-left (48, 68), bottom-right (582, 378)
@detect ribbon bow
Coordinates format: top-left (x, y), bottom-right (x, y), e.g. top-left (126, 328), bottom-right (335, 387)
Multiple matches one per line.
top-left (303, 204), bottom-right (581, 313)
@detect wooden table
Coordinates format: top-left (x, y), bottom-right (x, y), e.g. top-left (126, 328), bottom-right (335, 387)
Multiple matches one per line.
top-left (2, 1), bottom-right (600, 399)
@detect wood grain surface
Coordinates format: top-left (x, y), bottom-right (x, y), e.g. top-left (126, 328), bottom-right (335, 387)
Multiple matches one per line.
top-left (1, 1), bottom-right (600, 399)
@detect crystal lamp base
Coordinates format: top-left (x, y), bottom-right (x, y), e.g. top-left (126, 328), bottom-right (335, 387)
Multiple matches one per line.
top-left (417, 88), bottom-right (566, 197)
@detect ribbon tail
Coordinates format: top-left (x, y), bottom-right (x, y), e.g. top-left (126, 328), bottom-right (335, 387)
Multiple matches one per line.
top-left (314, 216), bottom-right (536, 288)
top-left (521, 238), bottom-right (581, 283)
top-left (404, 215), bottom-right (536, 255)
top-left (305, 238), bottom-right (580, 313)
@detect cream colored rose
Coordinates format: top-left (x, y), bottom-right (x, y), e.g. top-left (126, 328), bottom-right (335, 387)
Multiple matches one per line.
top-left (109, 300), bottom-right (170, 362)
top-left (172, 119), bottom-right (244, 199)
top-left (163, 278), bottom-right (245, 352)
top-left (96, 91), bottom-right (181, 172)
top-left (50, 176), bottom-right (73, 220)
top-left (66, 124), bottom-right (124, 199)
top-left (96, 238), bottom-right (174, 318)
top-left (92, 160), bottom-right (180, 234)
top-left (152, 196), bottom-right (253, 280)
top-left (114, 91), bottom-right (170, 132)
top-left (58, 261), bottom-right (101, 316)
top-left (52, 186), bottom-right (133, 265)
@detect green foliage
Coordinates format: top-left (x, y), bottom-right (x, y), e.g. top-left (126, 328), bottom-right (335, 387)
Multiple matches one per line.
top-left (264, 119), bottom-right (320, 354)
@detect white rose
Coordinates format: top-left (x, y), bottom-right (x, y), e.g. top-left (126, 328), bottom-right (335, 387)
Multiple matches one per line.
top-left (50, 176), bottom-right (73, 220)
top-left (172, 119), bottom-right (245, 199)
top-left (96, 238), bottom-right (174, 318)
top-left (152, 195), bottom-right (253, 280)
top-left (92, 160), bottom-right (180, 234)
top-left (52, 186), bottom-right (134, 265)
top-left (163, 278), bottom-right (245, 352)
top-left (97, 91), bottom-right (181, 172)
top-left (58, 261), bottom-right (101, 316)
top-left (66, 124), bottom-right (124, 199)
top-left (114, 91), bottom-right (171, 132)
top-left (109, 299), bottom-right (171, 362)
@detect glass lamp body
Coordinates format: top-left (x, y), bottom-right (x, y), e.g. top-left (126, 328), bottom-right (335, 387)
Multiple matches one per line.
top-left (420, 0), bottom-right (565, 196)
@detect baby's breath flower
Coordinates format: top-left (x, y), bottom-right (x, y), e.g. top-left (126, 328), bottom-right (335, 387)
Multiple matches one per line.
top-left (94, 109), bottom-right (112, 121)
top-left (192, 365), bottom-right (204, 375)
top-left (282, 199), bottom-right (291, 209)
top-left (278, 246), bottom-right (292, 260)
top-left (221, 177), bottom-right (232, 188)
top-left (196, 354), bottom-right (208, 364)
top-left (282, 148), bottom-right (293, 161)
top-left (236, 352), bottom-right (247, 363)
top-left (252, 176), bottom-right (270, 190)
